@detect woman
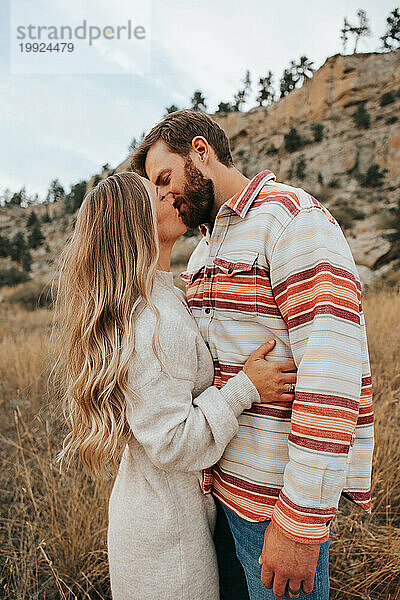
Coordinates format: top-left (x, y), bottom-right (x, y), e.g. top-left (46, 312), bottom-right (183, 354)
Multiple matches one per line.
top-left (54, 172), bottom-right (297, 600)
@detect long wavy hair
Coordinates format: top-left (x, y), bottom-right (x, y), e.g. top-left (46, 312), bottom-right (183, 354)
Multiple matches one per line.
top-left (51, 171), bottom-right (162, 478)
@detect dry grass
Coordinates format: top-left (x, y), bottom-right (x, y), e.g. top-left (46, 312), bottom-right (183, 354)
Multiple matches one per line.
top-left (0, 290), bottom-right (399, 599)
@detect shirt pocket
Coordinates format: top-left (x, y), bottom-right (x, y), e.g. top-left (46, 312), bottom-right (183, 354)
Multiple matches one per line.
top-left (212, 252), bottom-right (258, 320)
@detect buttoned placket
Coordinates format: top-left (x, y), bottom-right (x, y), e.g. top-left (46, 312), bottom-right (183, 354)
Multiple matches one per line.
top-left (200, 206), bottom-right (232, 345)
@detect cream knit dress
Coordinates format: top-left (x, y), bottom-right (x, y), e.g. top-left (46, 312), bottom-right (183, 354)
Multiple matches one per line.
top-left (107, 270), bottom-right (259, 600)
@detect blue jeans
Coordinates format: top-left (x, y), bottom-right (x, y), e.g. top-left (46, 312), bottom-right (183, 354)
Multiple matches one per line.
top-left (216, 498), bottom-right (330, 600)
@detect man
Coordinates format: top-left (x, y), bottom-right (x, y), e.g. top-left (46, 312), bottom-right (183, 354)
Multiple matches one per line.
top-left (132, 110), bottom-right (374, 600)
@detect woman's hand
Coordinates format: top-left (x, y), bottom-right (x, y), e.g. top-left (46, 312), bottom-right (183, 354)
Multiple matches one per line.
top-left (243, 340), bottom-right (297, 403)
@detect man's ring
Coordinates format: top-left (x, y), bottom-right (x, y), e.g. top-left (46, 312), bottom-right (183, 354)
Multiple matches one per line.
top-left (289, 383), bottom-right (295, 393)
top-left (288, 586), bottom-right (301, 595)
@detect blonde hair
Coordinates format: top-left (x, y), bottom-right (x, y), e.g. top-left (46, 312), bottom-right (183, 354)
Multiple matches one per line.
top-left (52, 171), bottom-right (162, 478)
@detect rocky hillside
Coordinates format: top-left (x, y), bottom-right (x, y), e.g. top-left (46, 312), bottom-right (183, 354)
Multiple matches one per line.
top-left (212, 51), bottom-right (400, 285)
top-left (1, 50), bottom-right (399, 293)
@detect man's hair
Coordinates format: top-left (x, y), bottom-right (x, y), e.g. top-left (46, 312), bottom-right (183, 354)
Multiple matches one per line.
top-left (131, 109), bottom-right (234, 177)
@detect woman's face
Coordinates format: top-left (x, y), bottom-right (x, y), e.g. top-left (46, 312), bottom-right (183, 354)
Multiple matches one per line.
top-left (142, 178), bottom-right (187, 244)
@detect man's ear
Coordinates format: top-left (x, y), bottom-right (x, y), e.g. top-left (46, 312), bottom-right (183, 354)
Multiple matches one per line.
top-left (191, 136), bottom-right (210, 165)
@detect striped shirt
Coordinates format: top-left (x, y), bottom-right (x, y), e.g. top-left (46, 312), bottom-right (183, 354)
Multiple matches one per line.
top-left (181, 170), bottom-right (374, 544)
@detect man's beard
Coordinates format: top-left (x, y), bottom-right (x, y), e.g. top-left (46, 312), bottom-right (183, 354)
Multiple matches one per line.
top-left (173, 156), bottom-right (215, 230)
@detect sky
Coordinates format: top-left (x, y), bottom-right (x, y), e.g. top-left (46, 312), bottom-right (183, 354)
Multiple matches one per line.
top-left (0, 0), bottom-right (397, 200)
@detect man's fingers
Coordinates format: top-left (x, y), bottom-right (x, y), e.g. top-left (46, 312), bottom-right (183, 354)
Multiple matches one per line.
top-left (260, 564), bottom-right (274, 590)
top-left (284, 372), bottom-right (297, 383)
top-left (288, 579), bottom-right (302, 599)
top-left (281, 393), bottom-right (295, 402)
top-left (274, 360), bottom-right (297, 372)
top-left (272, 574), bottom-right (288, 599)
top-left (250, 339), bottom-right (276, 359)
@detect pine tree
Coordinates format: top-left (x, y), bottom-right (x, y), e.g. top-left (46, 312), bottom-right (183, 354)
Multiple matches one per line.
top-left (28, 221), bottom-right (45, 249)
top-left (27, 210), bottom-right (39, 227)
top-left (65, 180), bottom-right (87, 214)
top-left (352, 103), bottom-right (370, 129)
top-left (9, 187), bottom-right (27, 206)
top-left (312, 123), bottom-right (324, 142)
top-left (165, 105), bottom-right (179, 116)
top-left (46, 178), bottom-right (65, 203)
top-left (257, 71), bottom-right (274, 106)
top-left (280, 69), bottom-right (297, 98)
top-left (233, 89), bottom-right (246, 111)
top-left (341, 9), bottom-right (370, 53)
top-left (284, 128), bottom-right (303, 152)
top-left (243, 70), bottom-right (251, 97)
top-left (216, 102), bottom-right (234, 113)
top-left (381, 8), bottom-right (400, 50)
top-left (0, 234), bottom-right (11, 257)
top-left (293, 56), bottom-right (314, 85)
top-left (21, 249), bottom-right (32, 272)
top-left (191, 91), bottom-right (207, 112)
top-left (128, 137), bottom-right (138, 152)
top-left (10, 232), bottom-right (27, 262)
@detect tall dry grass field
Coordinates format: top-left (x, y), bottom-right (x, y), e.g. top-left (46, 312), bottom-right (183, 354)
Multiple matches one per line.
top-left (0, 289), bottom-right (399, 599)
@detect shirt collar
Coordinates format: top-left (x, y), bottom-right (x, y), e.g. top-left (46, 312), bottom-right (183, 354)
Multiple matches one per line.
top-left (198, 169), bottom-right (276, 242)
top-left (224, 169), bottom-right (276, 218)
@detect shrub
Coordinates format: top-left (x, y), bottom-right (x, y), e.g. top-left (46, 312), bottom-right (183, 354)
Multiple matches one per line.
top-left (295, 157), bottom-right (306, 179)
top-left (360, 164), bottom-right (388, 187)
top-left (0, 267), bottom-right (31, 287)
top-left (317, 172), bottom-right (324, 185)
top-left (352, 103), bottom-right (370, 129)
top-left (383, 198), bottom-right (400, 262)
top-left (386, 115), bottom-right (398, 125)
top-left (41, 212), bottom-right (52, 223)
top-left (312, 123), bottom-right (324, 142)
top-left (328, 179), bottom-right (340, 188)
top-left (331, 200), bottom-right (365, 230)
top-left (380, 91), bottom-right (395, 106)
top-left (0, 233), bottom-right (11, 257)
top-left (284, 128), bottom-right (303, 152)
top-left (266, 145), bottom-right (279, 155)
top-left (7, 280), bottom-right (52, 310)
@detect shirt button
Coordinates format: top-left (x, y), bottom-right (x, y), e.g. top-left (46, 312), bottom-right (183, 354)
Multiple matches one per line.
top-left (205, 308), bottom-right (211, 314)
top-left (207, 272), bottom-right (211, 278)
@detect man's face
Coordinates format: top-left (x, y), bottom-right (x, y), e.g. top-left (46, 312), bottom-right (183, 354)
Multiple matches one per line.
top-left (145, 140), bottom-right (215, 229)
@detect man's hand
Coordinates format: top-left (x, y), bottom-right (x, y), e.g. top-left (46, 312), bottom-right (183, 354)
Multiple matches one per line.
top-left (258, 521), bottom-right (320, 599)
top-left (243, 340), bottom-right (297, 403)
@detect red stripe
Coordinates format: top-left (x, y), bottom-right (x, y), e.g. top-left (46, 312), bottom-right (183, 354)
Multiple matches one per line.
top-left (288, 304), bottom-right (361, 328)
top-left (295, 391), bottom-right (359, 411)
top-left (288, 433), bottom-right (350, 454)
top-left (356, 414), bottom-right (374, 425)
top-left (213, 464), bottom-right (281, 497)
top-left (273, 262), bottom-right (360, 298)
top-left (235, 171), bottom-right (274, 214)
top-left (253, 194), bottom-right (300, 216)
top-left (278, 492), bottom-right (336, 516)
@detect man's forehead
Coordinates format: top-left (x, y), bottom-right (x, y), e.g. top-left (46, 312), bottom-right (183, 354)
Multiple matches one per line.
top-left (145, 140), bottom-right (182, 182)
